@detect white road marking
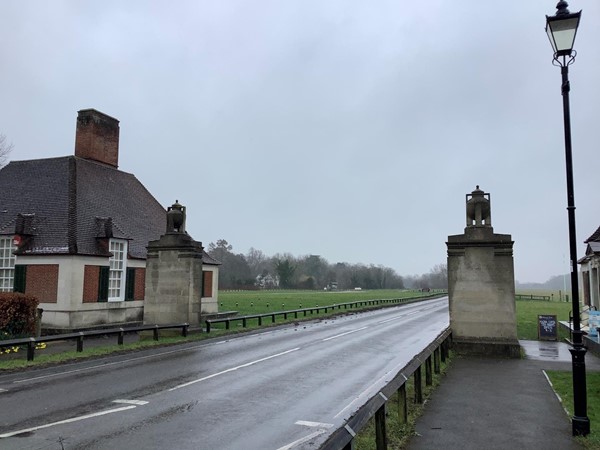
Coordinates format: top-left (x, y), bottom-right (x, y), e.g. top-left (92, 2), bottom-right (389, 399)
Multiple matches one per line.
top-left (275, 430), bottom-right (327, 450)
top-left (0, 405), bottom-right (137, 438)
top-left (295, 420), bottom-right (333, 428)
top-left (113, 399), bottom-right (148, 405)
top-left (322, 327), bottom-right (368, 342)
top-left (168, 347), bottom-right (301, 391)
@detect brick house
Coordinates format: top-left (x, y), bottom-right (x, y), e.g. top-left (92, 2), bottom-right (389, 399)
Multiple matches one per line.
top-left (580, 225), bottom-right (600, 310)
top-left (0, 109), bottom-right (220, 330)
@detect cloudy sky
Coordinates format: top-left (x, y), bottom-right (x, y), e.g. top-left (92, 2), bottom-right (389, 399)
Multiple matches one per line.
top-left (1, 1), bottom-right (599, 283)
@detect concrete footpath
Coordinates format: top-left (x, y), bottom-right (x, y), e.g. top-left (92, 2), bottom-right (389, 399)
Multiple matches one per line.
top-left (408, 340), bottom-right (600, 449)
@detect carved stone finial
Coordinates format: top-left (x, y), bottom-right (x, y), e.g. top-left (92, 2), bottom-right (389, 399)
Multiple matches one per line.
top-left (466, 186), bottom-right (491, 227)
top-left (166, 200), bottom-right (186, 233)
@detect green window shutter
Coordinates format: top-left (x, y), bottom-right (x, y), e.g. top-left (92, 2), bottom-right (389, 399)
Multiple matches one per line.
top-left (13, 265), bottom-right (27, 293)
top-left (98, 266), bottom-right (109, 302)
top-left (125, 267), bottom-right (136, 301)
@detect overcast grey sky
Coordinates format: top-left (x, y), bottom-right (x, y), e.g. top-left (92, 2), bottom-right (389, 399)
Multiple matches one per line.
top-left (1, 1), bottom-right (599, 283)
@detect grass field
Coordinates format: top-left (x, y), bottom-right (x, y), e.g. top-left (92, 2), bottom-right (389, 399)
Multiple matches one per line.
top-left (217, 289), bottom-right (441, 315)
top-left (516, 289), bottom-right (572, 302)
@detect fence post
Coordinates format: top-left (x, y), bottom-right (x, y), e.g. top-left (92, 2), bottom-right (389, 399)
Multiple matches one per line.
top-left (77, 333), bottom-right (84, 352)
top-left (414, 366), bottom-right (423, 404)
top-left (426, 356), bottom-right (433, 386)
top-left (434, 347), bottom-right (441, 374)
top-left (375, 403), bottom-right (388, 450)
top-left (398, 383), bottom-right (408, 424)
top-left (27, 338), bottom-right (35, 361)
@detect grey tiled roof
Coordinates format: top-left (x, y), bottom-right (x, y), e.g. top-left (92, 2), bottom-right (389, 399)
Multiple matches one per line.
top-left (585, 225), bottom-right (600, 244)
top-left (0, 156), bottom-right (165, 259)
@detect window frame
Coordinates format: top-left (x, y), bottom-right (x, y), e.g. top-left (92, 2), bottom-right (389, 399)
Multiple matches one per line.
top-left (108, 239), bottom-right (128, 302)
top-left (0, 236), bottom-right (16, 293)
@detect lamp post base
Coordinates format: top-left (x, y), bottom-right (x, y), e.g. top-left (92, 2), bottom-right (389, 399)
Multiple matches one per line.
top-left (569, 344), bottom-right (590, 436)
top-left (573, 416), bottom-right (590, 436)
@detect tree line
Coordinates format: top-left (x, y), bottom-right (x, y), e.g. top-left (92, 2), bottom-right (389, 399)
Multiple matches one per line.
top-left (206, 239), bottom-right (447, 291)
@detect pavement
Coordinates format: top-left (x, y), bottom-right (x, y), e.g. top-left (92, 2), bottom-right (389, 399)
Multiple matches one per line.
top-left (408, 340), bottom-right (600, 450)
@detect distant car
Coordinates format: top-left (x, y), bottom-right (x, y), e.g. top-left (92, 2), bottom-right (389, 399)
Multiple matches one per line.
top-left (354, 287), bottom-right (362, 291)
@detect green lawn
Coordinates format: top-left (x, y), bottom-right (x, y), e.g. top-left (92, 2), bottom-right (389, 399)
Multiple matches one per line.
top-left (546, 371), bottom-right (600, 449)
top-left (516, 299), bottom-right (572, 341)
top-left (217, 289), bottom-right (442, 315)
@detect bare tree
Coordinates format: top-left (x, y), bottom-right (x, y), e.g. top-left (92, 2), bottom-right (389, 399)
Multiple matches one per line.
top-left (0, 133), bottom-right (14, 168)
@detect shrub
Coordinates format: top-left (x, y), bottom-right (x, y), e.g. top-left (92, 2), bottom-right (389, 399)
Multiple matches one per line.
top-left (0, 293), bottom-right (39, 338)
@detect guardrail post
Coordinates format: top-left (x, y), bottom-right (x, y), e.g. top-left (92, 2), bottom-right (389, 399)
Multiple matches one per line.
top-left (118, 328), bottom-right (124, 346)
top-left (27, 338), bottom-right (35, 361)
top-left (77, 333), bottom-right (84, 352)
top-left (153, 326), bottom-right (159, 341)
top-left (441, 340), bottom-right (447, 363)
top-left (398, 383), bottom-right (408, 424)
top-left (226, 320), bottom-right (230, 330)
top-left (271, 314), bottom-right (276, 323)
top-left (258, 316), bottom-right (263, 326)
top-left (414, 366), bottom-right (423, 404)
top-left (342, 441), bottom-right (354, 450)
top-left (284, 313), bottom-right (288, 320)
top-left (294, 311), bottom-right (298, 319)
top-left (433, 347), bottom-right (441, 374)
top-left (425, 356), bottom-right (433, 386)
top-left (375, 404), bottom-right (388, 450)
top-left (182, 324), bottom-right (189, 337)
top-left (242, 318), bottom-right (247, 328)
top-left (206, 321), bottom-right (211, 333)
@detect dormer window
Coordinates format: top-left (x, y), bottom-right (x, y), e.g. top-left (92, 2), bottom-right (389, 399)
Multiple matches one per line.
top-left (108, 239), bottom-right (127, 301)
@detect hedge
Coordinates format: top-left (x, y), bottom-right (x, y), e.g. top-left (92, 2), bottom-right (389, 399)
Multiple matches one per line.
top-left (0, 293), bottom-right (39, 339)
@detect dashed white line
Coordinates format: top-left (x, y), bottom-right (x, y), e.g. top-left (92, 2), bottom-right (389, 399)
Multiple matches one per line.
top-left (113, 399), bottom-right (148, 406)
top-left (0, 405), bottom-right (137, 438)
top-left (295, 420), bottom-right (333, 428)
top-left (168, 347), bottom-right (301, 391)
top-left (322, 327), bottom-right (368, 342)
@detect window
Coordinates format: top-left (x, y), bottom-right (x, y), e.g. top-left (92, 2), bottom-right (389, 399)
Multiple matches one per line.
top-left (202, 270), bottom-right (213, 297)
top-left (0, 237), bottom-right (16, 292)
top-left (108, 239), bottom-right (127, 301)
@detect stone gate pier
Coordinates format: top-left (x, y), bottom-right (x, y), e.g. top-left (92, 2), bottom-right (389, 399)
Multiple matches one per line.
top-left (447, 186), bottom-right (520, 357)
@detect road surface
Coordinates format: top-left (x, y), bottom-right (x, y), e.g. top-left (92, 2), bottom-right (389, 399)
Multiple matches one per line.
top-left (0, 296), bottom-right (449, 450)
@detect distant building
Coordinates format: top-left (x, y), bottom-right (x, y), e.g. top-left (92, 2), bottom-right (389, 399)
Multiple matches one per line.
top-left (580, 225), bottom-right (600, 309)
top-left (0, 109), bottom-right (220, 330)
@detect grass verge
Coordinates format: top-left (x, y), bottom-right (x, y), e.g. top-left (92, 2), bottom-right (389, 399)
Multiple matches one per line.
top-left (546, 370), bottom-right (600, 449)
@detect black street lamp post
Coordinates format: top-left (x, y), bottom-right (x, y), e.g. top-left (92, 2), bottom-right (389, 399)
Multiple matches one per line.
top-left (545, 0), bottom-right (589, 436)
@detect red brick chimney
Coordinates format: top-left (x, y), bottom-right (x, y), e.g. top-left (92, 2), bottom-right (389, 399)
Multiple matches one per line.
top-left (74, 109), bottom-right (120, 168)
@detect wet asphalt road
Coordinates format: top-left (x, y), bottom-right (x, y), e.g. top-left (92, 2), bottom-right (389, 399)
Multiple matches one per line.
top-left (0, 297), bottom-right (449, 450)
